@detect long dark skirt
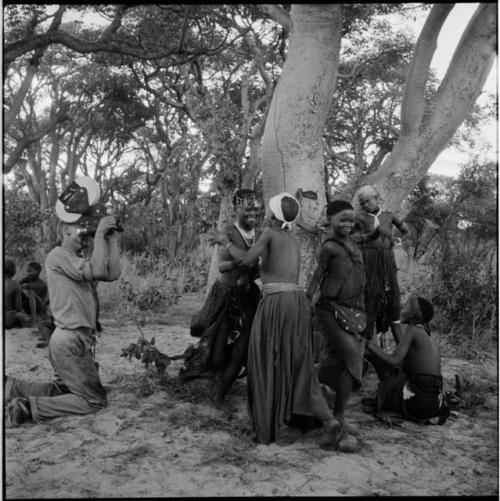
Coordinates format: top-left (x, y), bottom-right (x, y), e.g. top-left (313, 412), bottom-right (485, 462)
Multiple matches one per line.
top-left (363, 247), bottom-right (401, 334)
top-left (182, 280), bottom-right (260, 399)
top-left (247, 288), bottom-right (331, 444)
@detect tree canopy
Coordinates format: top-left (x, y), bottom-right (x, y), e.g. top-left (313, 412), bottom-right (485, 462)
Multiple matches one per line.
top-left (3, 3), bottom-right (496, 257)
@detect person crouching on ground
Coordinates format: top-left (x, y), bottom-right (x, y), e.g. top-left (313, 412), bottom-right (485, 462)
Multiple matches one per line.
top-left (5, 215), bottom-right (121, 426)
top-left (364, 296), bottom-right (449, 424)
top-left (208, 193), bottom-right (339, 447)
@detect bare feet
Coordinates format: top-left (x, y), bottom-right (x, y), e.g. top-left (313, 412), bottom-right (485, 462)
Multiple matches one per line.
top-left (320, 418), bottom-right (343, 449)
top-left (336, 433), bottom-right (362, 453)
top-left (276, 426), bottom-right (302, 446)
top-left (374, 411), bottom-right (403, 427)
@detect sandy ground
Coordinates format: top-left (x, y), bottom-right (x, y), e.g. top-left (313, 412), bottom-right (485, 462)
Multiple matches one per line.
top-left (3, 293), bottom-right (498, 498)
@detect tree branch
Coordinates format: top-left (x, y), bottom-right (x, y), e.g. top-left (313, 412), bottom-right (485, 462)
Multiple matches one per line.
top-left (4, 111), bottom-right (70, 174)
top-left (98, 5), bottom-right (128, 42)
top-left (177, 5), bottom-right (193, 51)
top-left (426, 3), bottom-right (497, 143)
top-left (399, 3), bottom-right (454, 137)
top-left (258, 4), bottom-right (291, 32)
top-left (4, 6), bottom-right (66, 130)
top-left (4, 23), bottom-right (242, 67)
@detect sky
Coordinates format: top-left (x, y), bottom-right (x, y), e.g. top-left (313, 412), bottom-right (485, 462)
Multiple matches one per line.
top-left (25, 4), bottom-right (499, 184)
top-left (402, 3), bottom-right (497, 177)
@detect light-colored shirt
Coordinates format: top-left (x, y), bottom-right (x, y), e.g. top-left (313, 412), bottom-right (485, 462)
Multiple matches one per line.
top-left (45, 246), bottom-right (96, 330)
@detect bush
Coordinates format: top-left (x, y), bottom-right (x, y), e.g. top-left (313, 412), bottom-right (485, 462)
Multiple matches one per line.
top-left (98, 252), bottom-right (208, 320)
top-left (4, 188), bottom-right (42, 261)
top-left (430, 240), bottom-right (497, 359)
top-left (402, 162), bottom-right (497, 360)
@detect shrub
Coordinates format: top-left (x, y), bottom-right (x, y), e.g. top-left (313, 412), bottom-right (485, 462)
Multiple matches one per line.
top-left (430, 240), bottom-right (497, 358)
top-left (98, 252), bottom-right (208, 320)
top-left (4, 188), bottom-right (42, 261)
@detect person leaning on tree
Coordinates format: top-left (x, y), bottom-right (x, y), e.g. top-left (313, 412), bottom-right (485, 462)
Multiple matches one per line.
top-left (353, 185), bottom-right (409, 346)
top-left (180, 189), bottom-right (262, 402)
top-left (5, 214), bottom-right (121, 426)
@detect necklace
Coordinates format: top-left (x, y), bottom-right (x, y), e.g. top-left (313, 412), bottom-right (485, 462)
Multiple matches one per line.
top-left (368, 208), bottom-right (382, 228)
top-left (234, 222), bottom-right (255, 245)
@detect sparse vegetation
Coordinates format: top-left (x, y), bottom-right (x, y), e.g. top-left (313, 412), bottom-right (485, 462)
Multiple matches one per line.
top-left (97, 252), bottom-right (208, 320)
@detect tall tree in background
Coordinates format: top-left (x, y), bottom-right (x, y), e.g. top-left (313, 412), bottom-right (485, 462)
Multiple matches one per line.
top-left (362, 3), bottom-right (497, 208)
top-left (3, 3), bottom-right (496, 280)
top-left (259, 4), bottom-right (343, 283)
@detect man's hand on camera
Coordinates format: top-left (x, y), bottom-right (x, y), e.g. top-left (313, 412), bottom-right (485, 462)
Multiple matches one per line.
top-left (96, 216), bottom-right (118, 237)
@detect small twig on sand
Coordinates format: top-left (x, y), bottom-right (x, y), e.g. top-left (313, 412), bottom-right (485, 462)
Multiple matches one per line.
top-left (290, 476), bottom-right (315, 495)
top-left (134, 319), bottom-right (146, 339)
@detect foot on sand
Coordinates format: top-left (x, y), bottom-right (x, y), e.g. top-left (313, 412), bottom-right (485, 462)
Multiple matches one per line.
top-left (4, 375), bottom-right (15, 404)
top-left (336, 433), bottom-right (362, 453)
top-left (320, 419), bottom-right (343, 449)
top-left (6, 397), bottom-right (31, 427)
top-left (276, 426), bottom-right (302, 446)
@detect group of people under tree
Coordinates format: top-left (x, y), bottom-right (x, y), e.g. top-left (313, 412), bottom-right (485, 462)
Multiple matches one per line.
top-left (5, 181), bottom-right (449, 453)
top-left (184, 186), bottom-right (449, 449)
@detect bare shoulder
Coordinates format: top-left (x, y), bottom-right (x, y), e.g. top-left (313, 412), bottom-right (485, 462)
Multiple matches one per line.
top-left (221, 223), bottom-right (235, 235)
top-left (260, 226), bottom-right (275, 239)
top-left (403, 324), bottom-right (428, 342)
top-left (321, 239), bottom-right (344, 256)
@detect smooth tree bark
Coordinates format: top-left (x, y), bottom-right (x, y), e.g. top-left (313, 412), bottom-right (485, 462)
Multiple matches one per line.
top-left (204, 193), bottom-right (233, 296)
top-left (4, 110), bottom-right (70, 174)
top-left (259, 4), bottom-right (343, 285)
top-left (204, 23), bottom-right (275, 293)
top-left (362, 3), bottom-right (497, 211)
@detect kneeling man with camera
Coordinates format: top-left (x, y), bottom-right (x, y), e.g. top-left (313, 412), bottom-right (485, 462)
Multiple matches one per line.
top-left (5, 177), bottom-right (122, 426)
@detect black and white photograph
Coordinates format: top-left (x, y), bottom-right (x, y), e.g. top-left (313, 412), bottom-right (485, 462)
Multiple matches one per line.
top-left (3, 3), bottom-right (498, 497)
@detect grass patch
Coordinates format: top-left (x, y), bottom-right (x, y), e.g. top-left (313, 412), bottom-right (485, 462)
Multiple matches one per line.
top-left (98, 253), bottom-right (206, 321)
top-left (451, 377), bottom-right (497, 411)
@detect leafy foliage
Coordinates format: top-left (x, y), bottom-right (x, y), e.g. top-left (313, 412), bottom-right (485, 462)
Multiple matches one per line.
top-left (121, 334), bottom-right (172, 376)
top-left (325, 17), bottom-right (432, 195)
top-left (403, 161), bottom-right (497, 353)
top-left (120, 279), bottom-right (168, 311)
top-left (4, 187), bottom-right (42, 261)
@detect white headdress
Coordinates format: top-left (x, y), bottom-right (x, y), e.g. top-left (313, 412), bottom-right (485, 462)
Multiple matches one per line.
top-left (269, 192), bottom-right (300, 231)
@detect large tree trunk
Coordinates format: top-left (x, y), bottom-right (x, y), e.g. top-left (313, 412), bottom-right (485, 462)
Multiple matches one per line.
top-left (204, 192), bottom-right (233, 296)
top-left (364, 3), bottom-right (497, 211)
top-left (260, 4), bottom-right (343, 285)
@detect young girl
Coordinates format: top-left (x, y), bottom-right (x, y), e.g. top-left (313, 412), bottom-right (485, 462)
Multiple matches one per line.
top-left (307, 200), bottom-right (371, 450)
top-left (354, 185), bottom-right (409, 345)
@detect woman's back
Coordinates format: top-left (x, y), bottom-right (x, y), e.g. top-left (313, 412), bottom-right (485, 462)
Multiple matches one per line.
top-left (260, 228), bottom-right (300, 284)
